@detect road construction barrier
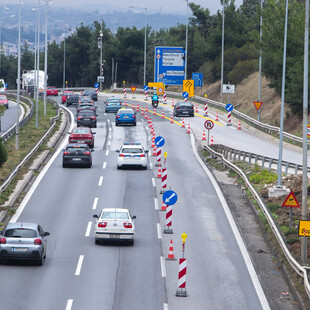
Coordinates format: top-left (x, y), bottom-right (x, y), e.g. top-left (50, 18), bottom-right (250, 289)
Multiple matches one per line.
top-left (125, 99), bottom-right (127, 107)
top-left (164, 92), bottom-right (167, 104)
top-left (163, 204), bottom-right (173, 234)
top-left (145, 90), bottom-right (148, 100)
top-left (176, 258), bottom-right (188, 297)
top-left (204, 102), bottom-right (208, 116)
top-left (227, 110), bottom-right (232, 125)
top-left (123, 87), bottom-right (127, 98)
top-left (167, 239), bottom-right (176, 260)
top-left (160, 168), bottom-right (167, 194)
top-left (156, 147), bottom-right (161, 167)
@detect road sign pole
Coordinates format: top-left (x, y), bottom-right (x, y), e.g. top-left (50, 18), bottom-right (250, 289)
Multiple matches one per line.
top-left (208, 130), bottom-right (210, 146)
top-left (290, 207), bottom-right (293, 229)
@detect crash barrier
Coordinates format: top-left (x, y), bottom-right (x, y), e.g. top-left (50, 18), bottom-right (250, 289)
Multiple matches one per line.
top-left (1, 94), bottom-right (34, 143)
top-left (0, 97), bottom-right (61, 195)
top-left (114, 88), bottom-right (309, 149)
top-left (202, 143), bottom-right (310, 299)
top-left (209, 144), bottom-right (308, 175)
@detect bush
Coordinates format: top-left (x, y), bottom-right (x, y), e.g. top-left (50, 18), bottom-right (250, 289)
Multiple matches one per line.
top-left (0, 138), bottom-right (8, 167)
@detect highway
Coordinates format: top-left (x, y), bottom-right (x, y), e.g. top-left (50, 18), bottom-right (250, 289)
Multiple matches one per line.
top-left (0, 93), bottom-right (299, 309)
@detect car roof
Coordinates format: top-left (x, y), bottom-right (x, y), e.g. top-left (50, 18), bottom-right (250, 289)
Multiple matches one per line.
top-left (5, 222), bottom-right (38, 230)
top-left (100, 208), bottom-right (130, 213)
top-left (120, 143), bottom-right (144, 149)
top-left (118, 108), bottom-right (134, 112)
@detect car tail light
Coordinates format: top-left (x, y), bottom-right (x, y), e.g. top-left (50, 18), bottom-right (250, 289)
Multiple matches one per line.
top-left (0, 237), bottom-right (6, 244)
top-left (116, 115), bottom-right (120, 118)
top-left (191, 106), bottom-right (194, 109)
top-left (139, 154), bottom-right (145, 157)
top-left (78, 117), bottom-right (82, 120)
top-left (177, 107), bottom-right (180, 110)
top-left (119, 154), bottom-right (125, 157)
top-left (91, 116), bottom-right (96, 120)
top-left (123, 223), bottom-right (132, 228)
top-left (133, 115), bottom-right (136, 118)
top-left (64, 151), bottom-right (70, 155)
top-left (34, 238), bottom-right (42, 245)
top-left (98, 222), bottom-right (107, 227)
top-left (83, 151), bottom-right (90, 155)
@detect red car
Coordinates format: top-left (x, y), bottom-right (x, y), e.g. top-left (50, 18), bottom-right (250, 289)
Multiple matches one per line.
top-left (62, 91), bottom-right (74, 103)
top-left (68, 127), bottom-right (95, 148)
top-left (0, 94), bottom-right (8, 109)
top-left (46, 86), bottom-right (59, 96)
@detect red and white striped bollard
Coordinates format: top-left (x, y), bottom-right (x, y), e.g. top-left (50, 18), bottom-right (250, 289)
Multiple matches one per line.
top-left (204, 102), bottom-right (208, 116)
top-left (176, 258), bottom-right (188, 297)
top-left (160, 168), bottom-right (167, 194)
top-left (163, 204), bottom-right (173, 233)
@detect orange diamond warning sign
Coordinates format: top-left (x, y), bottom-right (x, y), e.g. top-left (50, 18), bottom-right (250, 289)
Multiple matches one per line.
top-left (130, 87), bottom-right (137, 93)
top-left (282, 191), bottom-right (301, 208)
top-left (253, 101), bottom-right (263, 111)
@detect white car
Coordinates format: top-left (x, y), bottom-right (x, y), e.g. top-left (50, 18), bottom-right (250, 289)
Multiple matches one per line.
top-left (93, 208), bottom-right (136, 245)
top-left (116, 143), bottom-right (148, 170)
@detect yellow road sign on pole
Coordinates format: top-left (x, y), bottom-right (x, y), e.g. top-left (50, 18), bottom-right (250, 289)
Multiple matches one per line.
top-left (183, 80), bottom-right (194, 97)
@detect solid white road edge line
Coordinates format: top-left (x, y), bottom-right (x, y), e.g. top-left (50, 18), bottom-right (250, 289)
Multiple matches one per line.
top-left (157, 223), bottom-right (162, 239)
top-left (150, 162), bottom-right (153, 170)
top-left (75, 255), bottom-right (84, 276)
top-left (98, 176), bottom-right (103, 186)
top-left (160, 256), bottom-right (166, 277)
top-left (190, 133), bottom-right (270, 310)
top-left (10, 107), bottom-right (76, 223)
top-left (102, 162), bottom-right (107, 169)
top-left (85, 221), bottom-right (92, 237)
top-left (65, 299), bottom-right (73, 310)
top-left (92, 197), bottom-right (98, 210)
top-left (152, 177), bottom-right (156, 187)
top-left (154, 197), bottom-right (158, 210)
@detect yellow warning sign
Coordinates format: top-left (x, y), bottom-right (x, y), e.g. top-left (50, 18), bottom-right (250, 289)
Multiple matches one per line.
top-left (253, 101), bottom-right (263, 111)
top-left (299, 220), bottom-right (310, 236)
top-left (281, 191), bottom-right (301, 208)
top-left (148, 82), bottom-right (164, 88)
top-left (183, 80), bottom-right (194, 97)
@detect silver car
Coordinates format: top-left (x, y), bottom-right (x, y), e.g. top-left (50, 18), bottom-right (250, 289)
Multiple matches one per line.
top-left (0, 222), bottom-right (50, 265)
top-left (93, 208), bottom-right (136, 245)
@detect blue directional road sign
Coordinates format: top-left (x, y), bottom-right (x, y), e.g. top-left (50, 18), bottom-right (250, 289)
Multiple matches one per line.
top-left (155, 136), bottom-right (165, 147)
top-left (143, 85), bottom-right (149, 91)
top-left (192, 73), bottom-right (203, 87)
top-left (154, 46), bottom-right (185, 86)
top-left (182, 91), bottom-right (189, 99)
top-left (94, 82), bottom-right (99, 88)
top-left (225, 104), bottom-right (234, 112)
top-left (163, 190), bottom-right (178, 206)
top-left (4, 84), bottom-right (8, 89)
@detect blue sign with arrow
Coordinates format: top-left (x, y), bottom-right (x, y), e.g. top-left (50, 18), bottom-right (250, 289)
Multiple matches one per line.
top-left (143, 85), bottom-right (149, 91)
top-left (155, 136), bottom-right (165, 147)
top-left (225, 104), bottom-right (233, 112)
top-left (163, 190), bottom-right (178, 206)
top-left (182, 91), bottom-right (189, 98)
top-left (192, 73), bottom-right (203, 87)
top-left (94, 82), bottom-right (99, 88)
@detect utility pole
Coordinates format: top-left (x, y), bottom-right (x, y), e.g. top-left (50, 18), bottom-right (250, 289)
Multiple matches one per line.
top-left (220, 1), bottom-right (225, 103)
top-left (99, 21), bottom-right (103, 91)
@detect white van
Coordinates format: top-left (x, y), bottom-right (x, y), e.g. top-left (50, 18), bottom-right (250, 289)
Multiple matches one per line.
top-left (0, 79), bottom-right (6, 92)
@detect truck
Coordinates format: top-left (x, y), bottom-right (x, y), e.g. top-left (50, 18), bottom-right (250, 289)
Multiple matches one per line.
top-left (21, 70), bottom-right (47, 94)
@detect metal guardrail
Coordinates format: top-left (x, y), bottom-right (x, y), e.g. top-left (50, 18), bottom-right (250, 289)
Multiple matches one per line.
top-left (203, 144), bottom-right (310, 298)
top-left (0, 97), bottom-right (61, 195)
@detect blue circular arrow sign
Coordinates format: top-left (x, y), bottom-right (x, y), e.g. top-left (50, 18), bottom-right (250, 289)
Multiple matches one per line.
top-left (155, 136), bottom-right (165, 147)
top-left (143, 85), bottom-right (149, 91)
top-left (182, 91), bottom-right (189, 98)
top-left (225, 104), bottom-right (233, 112)
top-left (163, 190), bottom-right (178, 206)
top-left (94, 82), bottom-right (99, 88)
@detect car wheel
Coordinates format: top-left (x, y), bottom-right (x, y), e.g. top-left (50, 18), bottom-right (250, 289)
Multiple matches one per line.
top-left (128, 239), bottom-right (134, 246)
top-left (133, 122), bottom-right (136, 126)
top-left (87, 163), bottom-right (92, 168)
top-left (142, 166), bottom-right (147, 170)
top-left (95, 239), bottom-right (100, 245)
top-left (117, 165), bottom-right (121, 170)
top-left (115, 122), bottom-right (119, 126)
top-left (62, 163), bottom-right (67, 168)
top-left (91, 144), bottom-right (94, 149)
top-left (37, 255), bottom-right (43, 266)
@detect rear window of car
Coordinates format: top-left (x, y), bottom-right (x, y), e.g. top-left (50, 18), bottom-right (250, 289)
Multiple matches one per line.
top-left (108, 99), bottom-right (120, 104)
top-left (118, 109), bottom-right (133, 114)
top-left (66, 147), bottom-right (88, 152)
top-left (178, 102), bottom-right (193, 107)
top-left (5, 228), bottom-right (37, 238)
top-left (0, 95), bottom-right (7, 100)
top-left (121, 148), bottom-right (143, 154)
top-left (72, 128), bottom-right (90, 134)
top-left (101, 212), bottom-right (129, 219)
top-left (78, 111), bottom-right (95, 116)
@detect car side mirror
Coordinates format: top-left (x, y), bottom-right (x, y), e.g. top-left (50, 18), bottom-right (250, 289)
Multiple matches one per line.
top-left (91, 149), bottom-right (94, 152)
top-left (93, 214), bottom-right (98, 219)
top-left (67, 132), bottom-right (71, 134)
top-left (62, 149), bottom-right (65, 151)
top-left (92, 132), bottom-right (96, 134)
top-left (115, 150), bottom-right (120, 153)
top-left (145, 150), bottom-right (149, 153)
top-left (44, 232), bottom-right (50, 236)
top-left (132, 215), bottom-right (136, 219)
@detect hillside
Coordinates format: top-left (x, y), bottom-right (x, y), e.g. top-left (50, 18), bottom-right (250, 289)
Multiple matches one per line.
top-left (203, 72), bottom-right (303, 136)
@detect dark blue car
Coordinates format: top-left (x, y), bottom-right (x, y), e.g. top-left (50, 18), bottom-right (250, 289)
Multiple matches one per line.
top-left (115, 108), bottom-right (136, 126)
top-left (105, 97), bottom-right (122, 113)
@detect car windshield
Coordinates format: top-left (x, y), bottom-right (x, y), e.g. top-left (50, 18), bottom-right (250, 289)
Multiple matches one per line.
top-left (0, 95), bottom-right (6, 100)
top-left (66, 147), bottom-right (88, 152)
top-left (101, 212), bottom-right (129, 219)
top-left (5, 228), bottom-right (37, 238)
top-left (121, 148), bottom-right (143, 154)
top-left (118, 110), bottom-right (133, 114)
top-left (72, 128), bottom-right (90, 134)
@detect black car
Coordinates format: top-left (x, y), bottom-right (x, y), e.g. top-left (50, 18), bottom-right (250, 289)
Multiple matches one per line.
top-left (173, 101), bottom-right (194, 117)
top-left (81, 89), bottom-right (97, 101)
top-left (77, 109), bottom-right (97, 128)
top-left (66, 93), bottom-right (79, 106)
top-left (77, 102), bottom-right (96, 114)
top-left (62, 143), bottom-right (93, 168)
top-left (78, 95), bottom-right (93, 104)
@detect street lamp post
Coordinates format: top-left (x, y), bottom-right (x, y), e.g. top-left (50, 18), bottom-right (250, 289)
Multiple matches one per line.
top-left (35, 0), bottom-right (41, 128)
top-left (63, 38), bottom-right (65, 89)
top-left (99, 26), bottom-right (103, 91)
top-left (220, 1), bottom-right (225, 104)
top-left (258, 0), bottom-right (263, 122)
top-left (185, 0), bottom-right (188, 80)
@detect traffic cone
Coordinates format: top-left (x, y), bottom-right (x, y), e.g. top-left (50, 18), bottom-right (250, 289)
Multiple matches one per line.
top-left (152, 146), bottom-right (157, 156)
top-left (145, 105), bottom-right (148, 113)
top-left (170, 114), bottom-right (174, 123)
top-left (181, 118), bottom-right (185, 128)
top-left (195, 105), bottom-right (198, 113)
top-left (153, 108), bottom-right (156, 115)
top-left (166, 239), bottom-right (176, 260)
top-left (160, 200), bottom-right (167, 211)
top-left (157, 164), bottom-right (162, 178)
top-left (132, 102), bottom-right (135, 109)
top-left (141, 109), bottom-right (144, 115)
top-left (125, 99), bottom-right (127, 107)
top-left (210, 135), bottom-right (214, 145)
top-left (238, 120), bottom-right (241, 130)
top-left (137, 103), bottom-right (140, 111)
top-left (215, 112), bottom-right (219, 121)
top-left (144, 112), bottom-right (148, 119)
top-left (152, 137), bottom-right (155, 148)
top-left (162, 110), bottom-right (165, 119)
top-left (172, 100), bottom-right (175, 107)
top-left (187, 123), bottom-right (191, 134)
top-left (202, 130), bottom-right (206, 141)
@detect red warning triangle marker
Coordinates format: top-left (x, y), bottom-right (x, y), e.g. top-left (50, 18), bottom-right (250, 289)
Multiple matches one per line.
top-left (282, 191), bottom-right (301, 208)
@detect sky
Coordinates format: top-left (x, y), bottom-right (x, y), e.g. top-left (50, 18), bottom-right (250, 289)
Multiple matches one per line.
top-left (4, 0), bottom-right (244, 15)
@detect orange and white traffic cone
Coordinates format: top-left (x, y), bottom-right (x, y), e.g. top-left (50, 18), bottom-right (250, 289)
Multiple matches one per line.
top-left (153, 108), bottom-right (156, 115)
top-left (210, 135), bottom-right (214, 145)
top-left (187, 123), bottom-right (191, 134)
top-left (170, 114), bottom-right (174, 123)
top-left (215, 112), bottom-right (219, 121)
top-left (152, 146), bottom-right (157, 156)
top-left (152, 137), bottom-right (155, 148)
top-left (160, 200), bottom-right (167, 211)
top-left (157, 164), bottom-right (162, 178)
top-left (162, 110), bottom-right (165, 119)
top-left (125, 99), bottom-right (127, 107)
top-left (181, 118), bottom-right (185, 128)
top-left (195, 105), bottom-right (198, 113)
top-left (238, 120), bottom-right (241, 130)
top-left (166, 239), bottom-right (176, 260)
top-left (202, 130), bottom-right (206, 141)
top-left (137, 103), bottom-right (140, 111)
top-left (141, 109), bottom-right (144, 116)
top-left (172, 100), bottom-right (175, 107)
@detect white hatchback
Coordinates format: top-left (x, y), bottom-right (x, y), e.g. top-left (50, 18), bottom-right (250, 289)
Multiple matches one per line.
top-left (116, 143), bottom-right (148, 170)
top-left (93, 208), bottom-right (136, 245)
